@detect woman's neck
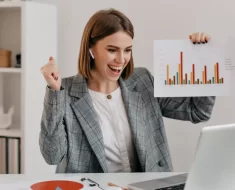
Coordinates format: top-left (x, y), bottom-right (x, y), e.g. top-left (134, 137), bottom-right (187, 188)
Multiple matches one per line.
top-left (87, 71), bottom-right (119, 94)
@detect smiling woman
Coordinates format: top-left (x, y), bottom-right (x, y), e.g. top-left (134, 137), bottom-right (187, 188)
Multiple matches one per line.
top-left (78, 9), bottom-right (135, 95)
top-left (87, 31), bottom-right (133, 93)
top-left (39, 8), bottom-right (216, 173)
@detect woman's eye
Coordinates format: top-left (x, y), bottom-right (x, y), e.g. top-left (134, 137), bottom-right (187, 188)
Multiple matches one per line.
top-left (125, 49), bottom-right (132, 52)
top-left (108, 49), bottom-right (116, 52)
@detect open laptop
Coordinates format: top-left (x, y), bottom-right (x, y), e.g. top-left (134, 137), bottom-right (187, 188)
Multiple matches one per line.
top-left (127, 123), bottom-right (235, 190)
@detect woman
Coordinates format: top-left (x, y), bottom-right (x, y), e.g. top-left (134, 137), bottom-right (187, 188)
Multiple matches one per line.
top-left (39, 8), bottom-right (215, 173)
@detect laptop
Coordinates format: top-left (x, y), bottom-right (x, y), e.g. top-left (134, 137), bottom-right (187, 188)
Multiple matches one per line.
top-left (127, 123), bottom-right (235, 190)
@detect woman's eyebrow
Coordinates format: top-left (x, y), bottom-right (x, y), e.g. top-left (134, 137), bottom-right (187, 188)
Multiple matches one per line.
top-left (106, 45), bottom-right (132, 49)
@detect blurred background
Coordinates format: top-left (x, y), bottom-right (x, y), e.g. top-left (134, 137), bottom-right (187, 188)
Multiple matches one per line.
top-left (0, 0), bottom-right (235, 175)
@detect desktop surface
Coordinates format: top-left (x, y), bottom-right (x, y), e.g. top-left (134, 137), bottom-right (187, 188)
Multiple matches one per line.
top-left (0, 172), bottom-right (184, 189)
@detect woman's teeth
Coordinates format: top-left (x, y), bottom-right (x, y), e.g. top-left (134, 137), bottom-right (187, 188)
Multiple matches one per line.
top-left (109, 65), bottom-right (122, 70)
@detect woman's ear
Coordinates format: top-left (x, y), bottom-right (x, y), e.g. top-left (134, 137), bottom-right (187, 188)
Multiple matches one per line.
top-left (89, 49), bottom-right (94, 59)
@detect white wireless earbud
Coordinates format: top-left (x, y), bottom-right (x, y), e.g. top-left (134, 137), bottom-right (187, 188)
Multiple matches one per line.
top-left (89, 49), bottom-right (94, 59)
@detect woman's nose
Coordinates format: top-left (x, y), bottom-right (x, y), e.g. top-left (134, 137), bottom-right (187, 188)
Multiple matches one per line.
top-left (115, 53), bottom-right (125, 64)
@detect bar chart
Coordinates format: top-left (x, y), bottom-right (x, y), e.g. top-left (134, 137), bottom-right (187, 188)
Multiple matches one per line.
top-left (153, 39), bottom-right (234, 97)
top-left (165, 51), bottom-right (224, 85)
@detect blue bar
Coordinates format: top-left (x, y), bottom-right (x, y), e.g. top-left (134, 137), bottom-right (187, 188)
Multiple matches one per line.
top-left (188, 80), bottom-right (190, 84)
top-left (212, 77), bottom-right (214, 84)
top-left (165, 80), bottom-right (167, 85)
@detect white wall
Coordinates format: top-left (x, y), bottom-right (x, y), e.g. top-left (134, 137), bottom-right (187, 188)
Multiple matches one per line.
top-left (26, 0), bottom-right (235, 174)
top-left (23, 0), bottom-right (57, 175)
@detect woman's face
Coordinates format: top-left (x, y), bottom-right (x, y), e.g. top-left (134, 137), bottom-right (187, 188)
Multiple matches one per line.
top-left (90, 31), bottom-right (133, 81)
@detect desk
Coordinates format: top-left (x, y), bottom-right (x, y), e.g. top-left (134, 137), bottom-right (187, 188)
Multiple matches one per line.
top-left (0, 172), bottom-right (184, 189)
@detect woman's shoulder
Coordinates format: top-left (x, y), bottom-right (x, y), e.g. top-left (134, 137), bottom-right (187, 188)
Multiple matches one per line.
top-left (131, 67), bottom-right (154, 83)
top-left (124, 67), bottom-right (154, 90)
top-left (61, 74), bottom-right (80, 89)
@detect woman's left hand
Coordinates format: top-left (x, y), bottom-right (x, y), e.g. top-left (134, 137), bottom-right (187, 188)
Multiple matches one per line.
top-left (189, 32), bottom-right (210, 44)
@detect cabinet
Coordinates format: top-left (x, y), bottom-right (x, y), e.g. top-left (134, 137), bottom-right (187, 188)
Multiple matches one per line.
top-left (0, 1), bottom-right (57, 174)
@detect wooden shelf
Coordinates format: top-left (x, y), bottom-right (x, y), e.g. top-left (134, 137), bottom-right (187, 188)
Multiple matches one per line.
top-left (0, 128), bottom-right (22, 138)
top-left (0, 68), bottom-right (22, 73)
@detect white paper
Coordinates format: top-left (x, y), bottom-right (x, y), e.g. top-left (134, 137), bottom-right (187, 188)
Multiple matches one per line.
top-left (153, 38), bottom-right (235, 97)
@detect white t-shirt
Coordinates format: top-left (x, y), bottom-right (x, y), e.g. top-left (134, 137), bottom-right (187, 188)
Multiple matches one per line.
top-left (88, 87), bottom-right (136, 172)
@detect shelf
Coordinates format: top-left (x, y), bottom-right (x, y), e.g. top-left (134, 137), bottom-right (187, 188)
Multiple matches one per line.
top-left (0, 1), bottom-right (22, 8)
top-left (0, 68), bottom-right (22, 73)
top-left (0, 128), bottom-right (22, 138)
top-left (0, 1), bottom-right (57, 174)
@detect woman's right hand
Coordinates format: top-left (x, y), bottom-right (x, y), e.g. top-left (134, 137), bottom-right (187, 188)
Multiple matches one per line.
top-left (40, 56), bottom-right (61, 91)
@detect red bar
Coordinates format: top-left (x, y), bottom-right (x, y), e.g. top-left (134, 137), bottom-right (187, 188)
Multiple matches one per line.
top-left (209, 79), bottom-right (211, 84)
top-left (197, 79), bottom-right (199, 84)
top-left (221, 78), bottom-right (223, 83)
top-left (216, 63), bottom-right (219, 83)
top-left (185, 73), bottom-right (187, 84)
top-left (169, 79), bottom-right (171, 85)
top-left (181, 52), bottom-right (183, 85)
top-left (173, 76), bottom-right (176, 85)
top-left (192, 64), bottom-right (195, 84)
top-left (204, 66), bottom-right (207, 83)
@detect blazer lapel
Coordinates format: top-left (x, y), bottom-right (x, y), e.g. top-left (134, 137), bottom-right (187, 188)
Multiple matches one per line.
top-left (119, 77), bottom-right (146, 171)
top-left (69, 74), bottom-right (108, 172)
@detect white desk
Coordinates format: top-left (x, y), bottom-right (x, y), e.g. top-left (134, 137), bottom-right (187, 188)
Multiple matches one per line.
top-left (0, 172), bottom-right (184, 189)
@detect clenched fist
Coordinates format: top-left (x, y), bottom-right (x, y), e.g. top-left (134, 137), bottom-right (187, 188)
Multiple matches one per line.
top-left (40, 56), bottom-right (61, 91)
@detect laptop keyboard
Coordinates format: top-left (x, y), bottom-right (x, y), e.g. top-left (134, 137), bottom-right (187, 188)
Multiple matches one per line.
top-left (156, 183), bottom-right (185, 190)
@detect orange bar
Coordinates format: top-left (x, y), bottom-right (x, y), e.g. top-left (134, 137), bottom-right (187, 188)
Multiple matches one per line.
top-left (192, 64), bottom-right (195, 84)
top-left (180, 52), bottom-right (183, 85)
top-left (204, 66), bottom-right (207, 84)
top-left (178, 64), bottom-right (181, 84)
top-left (214, 64), bottom-right (217, 83)
top-left (185, 73), bottom-right (187, 84)
top-left (216, 62), bottom-right (219, 83)
top-left (190, 72), bottom-right (192, 84)
top-left (202, 71), bottom-right (204, 84)
top-left (166, 64), bottom-right (169, 85)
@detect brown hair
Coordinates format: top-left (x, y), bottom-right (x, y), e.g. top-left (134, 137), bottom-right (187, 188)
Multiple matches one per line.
top-left (78, 8), bottom-right (134, 80)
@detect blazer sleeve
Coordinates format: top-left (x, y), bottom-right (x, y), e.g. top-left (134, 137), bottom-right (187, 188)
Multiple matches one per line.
top-left (145, 68), bottom-right (216, 124)
top-left (39, 85), bottom-right (68, 165)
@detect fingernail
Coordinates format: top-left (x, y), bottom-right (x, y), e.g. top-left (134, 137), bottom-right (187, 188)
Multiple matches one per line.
top-left (205, 40), bottom-right (207, 43)
top-left (202, 42), bottom-right (205, 44)
top-left (193, 42), bottom-right (196, 44)
top-left (197, 42), bottom-right (200, 44)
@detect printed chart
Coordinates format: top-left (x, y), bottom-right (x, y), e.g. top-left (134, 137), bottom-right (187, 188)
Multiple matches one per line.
top-left (164, 52), bottom-right (224, 85)
top-left (153, 39), bottom-right (235, 97)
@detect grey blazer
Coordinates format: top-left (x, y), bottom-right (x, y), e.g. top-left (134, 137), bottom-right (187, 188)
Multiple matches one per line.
top-left (39, 67), bottom-right (215, 173)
